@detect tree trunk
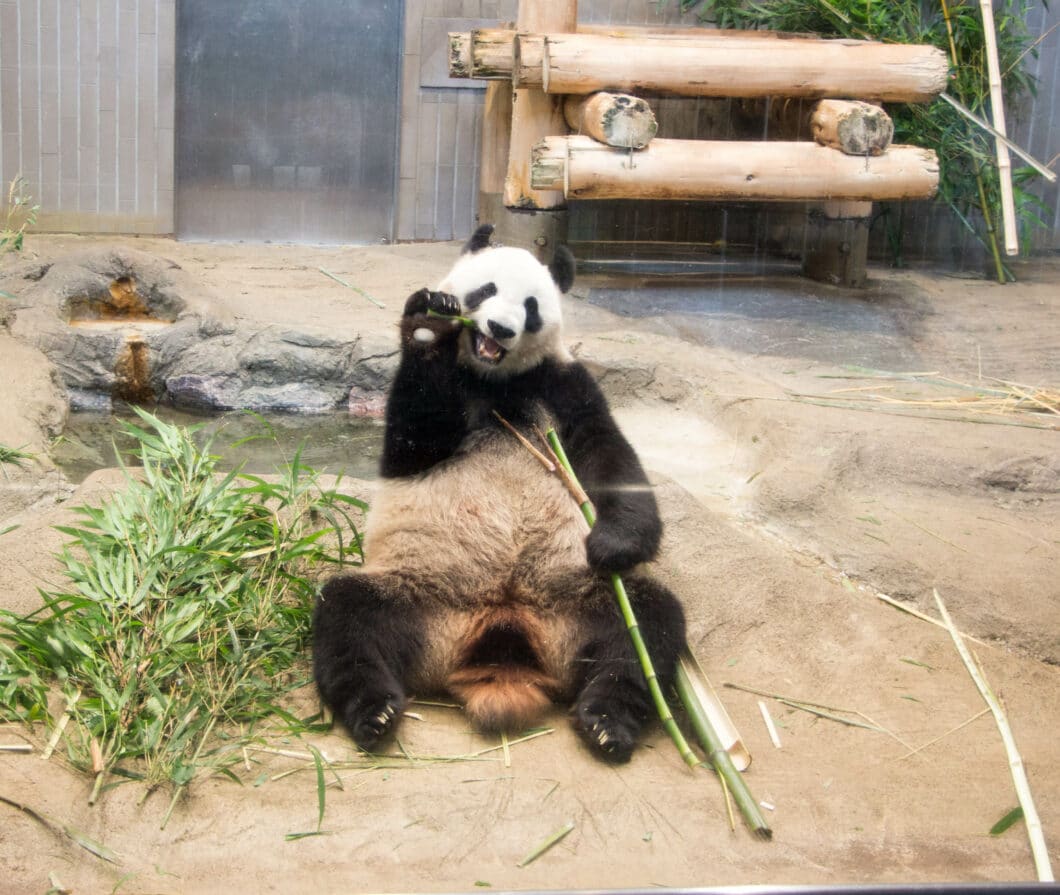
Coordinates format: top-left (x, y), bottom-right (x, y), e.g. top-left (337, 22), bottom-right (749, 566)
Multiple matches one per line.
top-left (532, 135), bottom-right (939, 201)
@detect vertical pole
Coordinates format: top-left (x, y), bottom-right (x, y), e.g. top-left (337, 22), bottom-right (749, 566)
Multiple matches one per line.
top-left (494, 0), bottom-right (576, 258)
top-left (978, 0), bottom-right (1018, 256)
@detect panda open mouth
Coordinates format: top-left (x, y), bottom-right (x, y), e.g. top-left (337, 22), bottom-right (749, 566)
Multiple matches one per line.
top-left (473, 330), bottom-right (507, 365)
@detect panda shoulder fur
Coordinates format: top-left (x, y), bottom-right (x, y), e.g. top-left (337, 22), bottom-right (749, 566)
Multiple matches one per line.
top-left (314, 224), bottom-right (687, 763)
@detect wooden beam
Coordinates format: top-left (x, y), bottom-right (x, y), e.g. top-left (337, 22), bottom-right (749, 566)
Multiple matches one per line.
top-left (532, 135), bottom-right (939, 202)
top-left (517, 32), bottom-right (948, 102)
top-left (449, 25), bottom-right (898, 81)
top-left (563, 92), bottom-right (657, 149)
top-left (480, 81), bottom-right (513, 195)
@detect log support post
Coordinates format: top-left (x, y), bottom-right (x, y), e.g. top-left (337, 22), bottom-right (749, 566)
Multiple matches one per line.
top-left (802, 201), bottom-right (873, 288)
top-left (485, 1), bottom-right (576, 259)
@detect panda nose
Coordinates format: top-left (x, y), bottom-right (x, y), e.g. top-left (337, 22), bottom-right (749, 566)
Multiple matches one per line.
top-left (487, 320), bottom-right (516, 341)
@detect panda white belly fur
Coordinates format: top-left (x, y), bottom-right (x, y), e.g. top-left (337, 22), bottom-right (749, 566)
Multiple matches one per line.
top-left (362, 424), bottom-right (591, 720)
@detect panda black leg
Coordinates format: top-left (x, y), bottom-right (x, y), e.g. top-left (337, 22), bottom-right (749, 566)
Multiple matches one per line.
top-left (312, 574), bottom-right (424, 752)
top-left (572, 576), bottom-right (686, 763)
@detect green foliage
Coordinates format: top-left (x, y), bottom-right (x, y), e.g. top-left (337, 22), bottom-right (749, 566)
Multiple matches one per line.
top-left (681, 0), bottom-right (1051, 276)
top-left (0, 443), bottom-right (35, 468)
top-left (1, 176), bottom-right (39, 255)
top-left (0, 409), bottom-right (365, 803)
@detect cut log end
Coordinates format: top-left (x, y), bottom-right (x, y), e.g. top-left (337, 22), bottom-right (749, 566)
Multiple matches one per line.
top-left (449, 32), bottom-right (472, 78)
top-left (812, 100), bottom-right (894, 156)
top-left (563, 92), bottom-right (658, 149)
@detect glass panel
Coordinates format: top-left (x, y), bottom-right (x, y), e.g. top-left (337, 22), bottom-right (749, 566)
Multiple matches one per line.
top-left (175, 0), bottom-right (401, 244)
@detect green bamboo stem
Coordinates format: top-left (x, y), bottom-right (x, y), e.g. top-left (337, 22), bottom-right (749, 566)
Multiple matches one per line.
top-left (675, 661), bottom-right (772, 840)
top-left (426, 308), bottom-right (476, 328)
top-left (545, 428), bottom-right (699, 770)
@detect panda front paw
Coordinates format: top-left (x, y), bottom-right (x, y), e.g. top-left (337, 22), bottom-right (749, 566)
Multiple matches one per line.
top-left (343, 692), bottom-right (404, 753)
top-left (586, 523), bottom-right (656, 573)
top-left (403, 287), bottom-right (461, 319)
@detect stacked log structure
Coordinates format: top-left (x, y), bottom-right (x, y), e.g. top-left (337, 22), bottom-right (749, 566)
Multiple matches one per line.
top-left (452, 14), bottom-right (946, 284)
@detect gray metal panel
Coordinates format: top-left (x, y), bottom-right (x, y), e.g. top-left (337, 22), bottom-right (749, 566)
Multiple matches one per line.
top-left (175, 1), bottom-right (402, 244)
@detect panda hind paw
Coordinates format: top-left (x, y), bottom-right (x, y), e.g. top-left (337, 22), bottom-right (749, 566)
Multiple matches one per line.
top-left (344, 694), bottom-right (403, 753)
top-left (574, 703), bottom-right (639, 764)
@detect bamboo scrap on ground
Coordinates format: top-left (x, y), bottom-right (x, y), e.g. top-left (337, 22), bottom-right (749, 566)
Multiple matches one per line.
top-left (791, 374), bottom-right (1060, 429)
top-left (933, 589), bottom-right (1054, 882)
top-left (532, 135), bottom-right (939, 202)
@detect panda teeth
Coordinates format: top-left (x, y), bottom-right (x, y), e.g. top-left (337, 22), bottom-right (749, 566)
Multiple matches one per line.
top-left (473, 331), bottom-right (506, 365)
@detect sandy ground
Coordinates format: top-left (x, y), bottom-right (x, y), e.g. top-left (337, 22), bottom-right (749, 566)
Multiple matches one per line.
top-left (0, 233), bottom-right (1058, 893)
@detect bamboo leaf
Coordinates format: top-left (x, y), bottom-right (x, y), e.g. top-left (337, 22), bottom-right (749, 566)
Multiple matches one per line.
top-left (990, 806), bottom-right (1024, 836)
top-left (307, 744), bottom-right (327, 833)
top-left (517, 820), bottom-right (575, 868)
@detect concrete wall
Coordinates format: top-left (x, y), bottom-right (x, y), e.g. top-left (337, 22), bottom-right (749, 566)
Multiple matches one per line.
top-left (1, 1), bottom-right (1057, 253)
top-left (0, 0), bottom-right (175, 235)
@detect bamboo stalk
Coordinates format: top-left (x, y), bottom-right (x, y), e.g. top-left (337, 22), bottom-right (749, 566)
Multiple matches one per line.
top-left (978, 0), bottom-right (1018, 255)
top-left (543, 428), bottom-right (699, 771)
top-left (318, 268), bottom-right (385, 309)
top-left (502, 418), bottom-right (770, 837)
top-left (933, 589), bottom-right (1053, 881)
top-left (676, 659), bottom-right (772, 839)
top-left (936, 93), bottom-right (1055, 183)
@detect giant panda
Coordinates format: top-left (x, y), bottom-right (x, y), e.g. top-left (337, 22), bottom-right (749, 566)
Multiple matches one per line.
top-left (313, 224), bottom-right (687, 763)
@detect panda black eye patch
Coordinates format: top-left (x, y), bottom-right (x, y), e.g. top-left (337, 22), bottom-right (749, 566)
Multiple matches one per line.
top-left (464, 282), bottom-right (498, 310)
top-left (524, 296), bottom-right (543, 333)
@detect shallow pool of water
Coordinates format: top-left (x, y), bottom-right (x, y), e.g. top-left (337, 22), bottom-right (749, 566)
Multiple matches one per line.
top-left (54, 406), bottom-right (384, 484)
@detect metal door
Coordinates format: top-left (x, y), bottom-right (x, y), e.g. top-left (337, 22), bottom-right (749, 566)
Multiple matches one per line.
top-left (175, 1), bottom-right (401, 244)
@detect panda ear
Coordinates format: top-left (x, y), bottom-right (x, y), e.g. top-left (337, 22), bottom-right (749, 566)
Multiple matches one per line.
top-left (463, 224), bottom-right (495, 254)
top-left (549, 245), bottom-right (576, 293)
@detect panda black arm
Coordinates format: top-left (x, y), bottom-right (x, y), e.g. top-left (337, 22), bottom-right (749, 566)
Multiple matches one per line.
top-left (541, 360), bottom-right (662, 572)
top-left (380, 289), bottom-right (468, 478)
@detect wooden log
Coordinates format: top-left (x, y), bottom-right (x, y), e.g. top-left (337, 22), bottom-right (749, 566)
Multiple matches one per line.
top-left (503, 1), bottom-right (575, 210)
top-left (517, 33), bottom-right (948, 102)
top-left (811, 100), bottom-right (893, 155)
top-left (450, 29), bottom-right (520, 80)
top-left (480, 81), bottom-right (513, 196)
top-left (532, 135), bottom-right (939, 202)
top-left (767, 99), bottom-right (893, 155)
top-left (449, 25), bottom-right (879, 81)
top-left (563, 93), bottom-right (658, 149)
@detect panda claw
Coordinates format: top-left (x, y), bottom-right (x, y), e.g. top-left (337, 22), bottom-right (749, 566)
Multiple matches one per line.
top-left (347, 695), bottom-right (402, 752)
top-left (576, 705), bottom-right (637, 764)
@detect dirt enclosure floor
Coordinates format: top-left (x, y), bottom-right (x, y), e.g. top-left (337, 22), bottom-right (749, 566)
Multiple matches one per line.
top-left (0, 234), bottom-right (1058, 893)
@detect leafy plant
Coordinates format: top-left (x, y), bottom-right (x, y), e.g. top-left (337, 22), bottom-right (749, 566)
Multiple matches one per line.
top-left (1, 176), bottom-right (39, 255)
top-left (0, 409), bottom-right (365, 819)
top-left (0, 443), bottom-right (35, 469)
top-left (680, 0), bottom-right (1051, 280)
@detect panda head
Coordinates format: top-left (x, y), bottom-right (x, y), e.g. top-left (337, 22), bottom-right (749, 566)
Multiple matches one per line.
top-left (437, 224), bottom-right (575, 378)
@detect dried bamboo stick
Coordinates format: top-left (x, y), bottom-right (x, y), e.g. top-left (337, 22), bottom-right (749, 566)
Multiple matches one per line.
top-left (978, 0), bottom-right (1019, 255)
top-left (933, 589), bottom-right (1053, 881)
